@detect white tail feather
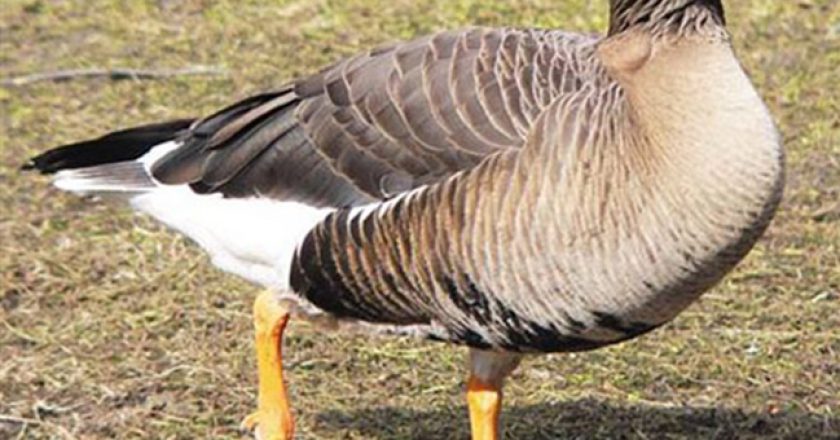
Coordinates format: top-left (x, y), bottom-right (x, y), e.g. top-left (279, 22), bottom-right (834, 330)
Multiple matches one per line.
top-left (48, 139), bottom-right (332, 290)
top-left (53, 161), bottom-right (155, 195)
top-left (51, 140), bottom-right (182, 195)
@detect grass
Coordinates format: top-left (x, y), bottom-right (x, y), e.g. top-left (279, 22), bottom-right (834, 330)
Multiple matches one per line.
top-left (1, 0), bottom-right (838, 438)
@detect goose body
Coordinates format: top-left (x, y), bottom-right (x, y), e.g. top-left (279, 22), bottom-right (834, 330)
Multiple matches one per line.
top-left (28, 0), bottom-right (784, 437)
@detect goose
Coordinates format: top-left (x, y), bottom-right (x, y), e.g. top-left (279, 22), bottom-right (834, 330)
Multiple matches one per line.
top-left (25, 0), bottom-right (785, 438)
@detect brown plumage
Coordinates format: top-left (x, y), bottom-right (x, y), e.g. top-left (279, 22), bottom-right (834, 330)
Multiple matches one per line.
top-left (29, 0), bottom-right (784, 361)
top-left (27, 1), bottom-right (784, 437)
top-left (151, 29), bottom-right (600, 207)
top-left (284, 3), bottom-right (783, 354)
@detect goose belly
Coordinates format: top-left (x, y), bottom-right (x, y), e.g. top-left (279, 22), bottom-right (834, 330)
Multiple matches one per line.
top-left (421, 167), bottom-right (785, 353)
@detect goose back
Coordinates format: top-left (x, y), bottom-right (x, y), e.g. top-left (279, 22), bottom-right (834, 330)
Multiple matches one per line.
top-left (151, 29), bottom-right (600, 208)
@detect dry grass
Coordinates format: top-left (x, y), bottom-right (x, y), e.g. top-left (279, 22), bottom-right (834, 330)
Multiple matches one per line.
top-left (1, 0), bottom-right (838, 439)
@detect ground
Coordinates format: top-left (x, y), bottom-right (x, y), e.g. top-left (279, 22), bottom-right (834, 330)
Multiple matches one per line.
top-left (0, 0), bottom-right (838, 439)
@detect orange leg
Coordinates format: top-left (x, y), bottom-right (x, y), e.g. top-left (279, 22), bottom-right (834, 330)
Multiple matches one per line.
top-left (467, 376), bottom-right (503, 440)
top-left (241, 291), bottom-right (294, 440)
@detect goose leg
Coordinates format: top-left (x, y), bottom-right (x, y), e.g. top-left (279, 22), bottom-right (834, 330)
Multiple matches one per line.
top-left (241, 291), bottom-right (295, 440)
top-left (466, 349), bottom-right (523, 440)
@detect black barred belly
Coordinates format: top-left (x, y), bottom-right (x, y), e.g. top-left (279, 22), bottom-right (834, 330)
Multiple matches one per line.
top-left (429, 273), bottom-right (663, 353)
top-left (289, 229), bottom-right (661, 353)
top-left (289, 222), bottom-right (430, 325)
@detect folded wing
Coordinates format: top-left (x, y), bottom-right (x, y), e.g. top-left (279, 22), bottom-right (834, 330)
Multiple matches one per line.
top-left (151, 28), bottom-right (597, 208)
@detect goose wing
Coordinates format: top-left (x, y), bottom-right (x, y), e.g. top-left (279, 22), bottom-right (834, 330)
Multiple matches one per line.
top-left (152, 28), bottom-right (597, 208)
top-left (290, 75), bottom-right (622, 351)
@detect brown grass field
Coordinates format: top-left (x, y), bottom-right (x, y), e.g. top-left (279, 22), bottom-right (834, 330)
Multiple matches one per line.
top-left (1, 0), bottom-right (838, 438)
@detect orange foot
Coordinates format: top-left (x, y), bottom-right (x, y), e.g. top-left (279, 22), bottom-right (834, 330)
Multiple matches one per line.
top-left (241, 291), bottom-right (294, 440)
top-left (467, 376), bottom-right (502, 440)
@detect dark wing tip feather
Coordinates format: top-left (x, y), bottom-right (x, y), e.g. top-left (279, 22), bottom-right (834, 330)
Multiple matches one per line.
top-left (148, 91), bottom-right (291, 187)
top-left (23, 118), bottom-right (195, 174)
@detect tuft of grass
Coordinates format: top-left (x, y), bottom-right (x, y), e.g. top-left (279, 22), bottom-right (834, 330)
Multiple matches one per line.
top-left (1, 1), bottom-right (838, 439)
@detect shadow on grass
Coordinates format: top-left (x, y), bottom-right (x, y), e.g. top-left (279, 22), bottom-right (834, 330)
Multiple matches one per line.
top-left (314, 398), bottom-right (839, 439)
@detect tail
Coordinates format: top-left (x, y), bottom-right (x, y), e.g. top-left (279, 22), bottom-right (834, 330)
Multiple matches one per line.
top-left (24, 119), bottom-right (194, 195)
top-left (22, 116), bottom-right (320, 290)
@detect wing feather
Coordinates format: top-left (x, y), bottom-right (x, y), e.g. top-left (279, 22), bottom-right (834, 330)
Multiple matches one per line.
top-left (150, 28), bottom-right (598, 208)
